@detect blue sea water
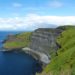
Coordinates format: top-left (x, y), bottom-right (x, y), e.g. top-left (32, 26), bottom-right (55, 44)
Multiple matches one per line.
top-left (0, 31), bottom-right (42, 75)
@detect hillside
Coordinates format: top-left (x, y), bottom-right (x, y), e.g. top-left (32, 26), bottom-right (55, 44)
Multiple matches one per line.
top-left (39, 26), bottom-right (75, 75)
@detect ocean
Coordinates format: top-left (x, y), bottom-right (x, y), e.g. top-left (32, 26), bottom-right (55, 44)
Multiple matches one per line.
top-left (0, 31), bottom-right (41, 75)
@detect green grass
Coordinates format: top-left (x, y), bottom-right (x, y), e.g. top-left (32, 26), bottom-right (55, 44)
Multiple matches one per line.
top-left (39, 26), bottom-right (75, 75)
top-left (3, 32), bottom-right (32, 49)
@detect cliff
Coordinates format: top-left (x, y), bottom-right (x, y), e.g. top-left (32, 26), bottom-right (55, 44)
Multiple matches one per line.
top-left (3, 32), bottom-right (32, 50)
top-left (29, 28), bottom-right (63, 57)
top-left (2, 25), bottom-right (75, 75)
top-left (3, 27), bottom-right (64, 65)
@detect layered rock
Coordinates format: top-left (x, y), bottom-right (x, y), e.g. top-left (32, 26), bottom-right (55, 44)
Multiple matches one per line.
top-left (29, 28), bottom-right (63, 56)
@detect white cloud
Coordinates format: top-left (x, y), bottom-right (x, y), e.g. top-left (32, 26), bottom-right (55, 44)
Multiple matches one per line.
top-left (12, 3), bottom-right (22, 8)
top-left (49, 1), bottom-right (63, 8)
top-left (0, 14), bottom-right (75, 31)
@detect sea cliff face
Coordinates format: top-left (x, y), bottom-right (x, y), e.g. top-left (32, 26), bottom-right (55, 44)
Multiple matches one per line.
top-left (29, 28), bottom-right (63, 56)
top-left (3, 27), bottom-right (64, 65)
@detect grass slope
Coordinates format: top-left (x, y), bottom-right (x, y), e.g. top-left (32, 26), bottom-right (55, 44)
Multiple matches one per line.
top-left (40, 26), bottom-right (75, 75)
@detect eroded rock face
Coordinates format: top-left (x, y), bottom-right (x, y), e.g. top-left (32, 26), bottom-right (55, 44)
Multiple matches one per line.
top-left (29, 28), bottom-right (63, 56)
top-left (23, 28), bottom-right (63, 65)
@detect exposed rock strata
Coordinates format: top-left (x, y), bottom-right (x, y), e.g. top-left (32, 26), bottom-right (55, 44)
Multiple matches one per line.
top-left (29, 28), bottom-right (63, 56)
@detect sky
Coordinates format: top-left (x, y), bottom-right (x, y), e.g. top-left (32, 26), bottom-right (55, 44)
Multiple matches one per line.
top-left (0, 0), bottom-right (75, 31)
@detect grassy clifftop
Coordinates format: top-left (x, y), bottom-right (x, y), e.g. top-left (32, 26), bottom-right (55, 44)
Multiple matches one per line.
top-left (3, 32), bottom-right (32, 50)
top-left (40, 27), bottom-right (75, 75)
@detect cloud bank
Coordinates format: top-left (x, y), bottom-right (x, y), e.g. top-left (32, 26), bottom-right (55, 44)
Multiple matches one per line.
top-left (0, 14), bottom-right (75, 31)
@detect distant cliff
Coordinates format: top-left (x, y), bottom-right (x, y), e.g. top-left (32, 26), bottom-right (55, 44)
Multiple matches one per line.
top-left (3, 32), bottom-right (32, 50)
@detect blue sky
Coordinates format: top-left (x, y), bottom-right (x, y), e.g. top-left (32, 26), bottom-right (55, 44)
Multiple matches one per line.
top-left (0, 0), bottom-right (75, 30)
top-left (0, 0), bottom-right (75, 17)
